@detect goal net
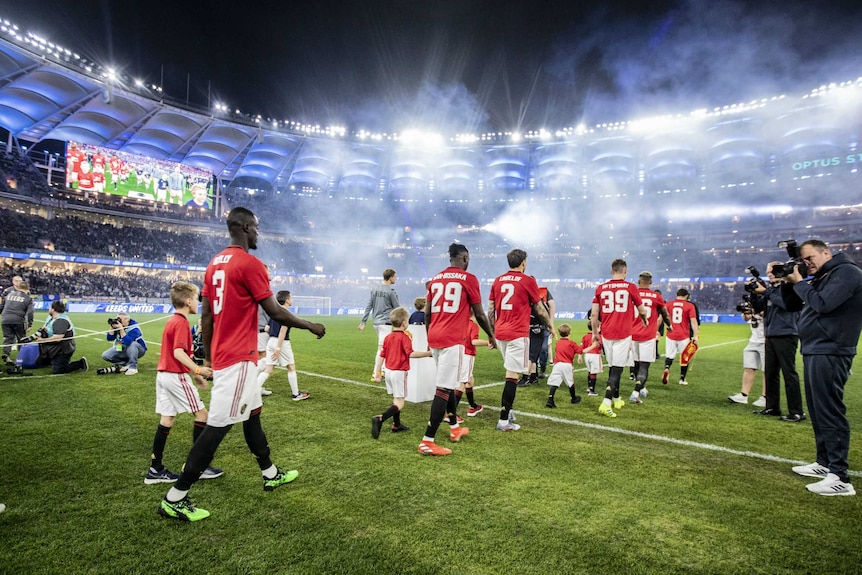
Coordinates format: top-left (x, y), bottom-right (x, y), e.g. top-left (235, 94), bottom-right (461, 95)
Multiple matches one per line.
top-left (290, 296), bottom-right (332, 316)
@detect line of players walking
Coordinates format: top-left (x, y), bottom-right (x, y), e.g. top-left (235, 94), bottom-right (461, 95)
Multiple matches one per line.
top-left (366, 248), bottom-right (703, 460)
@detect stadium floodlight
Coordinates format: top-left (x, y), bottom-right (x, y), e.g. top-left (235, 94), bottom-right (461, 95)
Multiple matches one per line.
top-left (399, 129), bottom-right (444, 150)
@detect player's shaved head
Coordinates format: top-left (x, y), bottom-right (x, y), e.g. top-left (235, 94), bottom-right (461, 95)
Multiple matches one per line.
top-left (226, 207), bottom-right (259, 250)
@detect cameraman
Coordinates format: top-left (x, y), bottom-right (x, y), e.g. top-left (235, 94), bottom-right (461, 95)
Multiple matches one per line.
top-left (782, 240), bottom-right (862, 496)
top-left (752, 262), bottom-right (804, 422)
top-left (100, 312), bottom-right (147, 375)
top-left (27, 300), bottom-right (88, 374)
top-left (728, 295), bottom-right (767, 406)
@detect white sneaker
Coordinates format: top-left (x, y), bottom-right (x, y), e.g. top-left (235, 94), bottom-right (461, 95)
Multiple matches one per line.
top-left (124, 367), bottom-right (138, 376)
top-left (496, 421), bottom-right (521, 432)
top-left (639, 388), bottom-right (648, 398)
top-left (260, 387), bottom-right (273, 396)
top-left (728, 393), bottom-right (748, 404)
top-left (805, 473), bottom-right (856, 496)
top-left (792, 462), bottom-right (830, 478)
top-left (678, 379), bottom-right (688, 386)
top-left (507, 410), bottom-right (516, 422)
top-left (752, 395), bottom-right (766, 408)
top-left (629, 392), bottom-right (642, 404)
top-left (292, 391), bottom-right (310, 401)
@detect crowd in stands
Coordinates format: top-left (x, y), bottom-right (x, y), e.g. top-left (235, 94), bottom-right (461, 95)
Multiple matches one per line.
top-left (4, 146), bottom-right (862, 314)
top-left (1, 263), bottom-right (196, 302)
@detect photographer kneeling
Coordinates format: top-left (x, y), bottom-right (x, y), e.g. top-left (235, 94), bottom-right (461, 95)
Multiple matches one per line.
top-left (782, 239), bottom-right (862, 496)
top-left (22, 301), bottom-right (88, 374)
top-left (99, 312), bottom-right (147, 375)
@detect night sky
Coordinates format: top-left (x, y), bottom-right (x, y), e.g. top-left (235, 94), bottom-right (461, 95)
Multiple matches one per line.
top-left (3, 0), bottom-right (862, 134)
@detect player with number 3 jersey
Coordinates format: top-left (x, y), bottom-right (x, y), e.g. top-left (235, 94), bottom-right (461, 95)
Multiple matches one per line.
top-left (158, 207), bottom-right (325, 522)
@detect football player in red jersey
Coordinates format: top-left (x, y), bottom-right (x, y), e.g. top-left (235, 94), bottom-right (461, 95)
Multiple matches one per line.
top-left (591, 259), bottom-right (647, 417)
top-left (159, 207), bottom-right (325, 522)
top-left (66, 141), bottom-right (84, 186)
top-left (663, 288), bottom-right (700, 386)
top-left (629, 271), bottom-right (671, 403)
top-left (489, 249), bottom-right (550, 431)
top-left (420, 243), bottom-right (495, 456)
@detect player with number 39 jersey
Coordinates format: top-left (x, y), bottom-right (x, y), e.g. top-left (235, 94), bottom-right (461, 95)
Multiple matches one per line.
top-left (591, 259), bottom-right (647, 418)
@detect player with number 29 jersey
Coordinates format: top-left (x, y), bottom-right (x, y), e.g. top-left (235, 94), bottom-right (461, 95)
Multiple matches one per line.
top-left (426, 266), bottom-right (482, 349)
top-left (201, 246), bottom-right (273, 370)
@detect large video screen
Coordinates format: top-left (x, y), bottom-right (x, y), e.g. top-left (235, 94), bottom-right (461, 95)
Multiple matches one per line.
top-left (65, 142), bottom-right (214, 209)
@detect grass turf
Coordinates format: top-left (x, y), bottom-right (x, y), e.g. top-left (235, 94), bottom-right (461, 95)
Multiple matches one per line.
top-left (0, 314), bottom-right (859, 574)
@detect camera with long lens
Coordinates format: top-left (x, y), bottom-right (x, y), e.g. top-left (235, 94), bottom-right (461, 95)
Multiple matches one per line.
top-left (736, 294), bottom-right (762, 328)
top-left (743, 265), bottom-right (768, 293)
top-left (770, 239), bottom-right (806, 279)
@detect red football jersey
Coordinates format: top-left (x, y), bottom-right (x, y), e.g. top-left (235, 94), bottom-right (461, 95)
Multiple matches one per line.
top-left (553, 337), bottom-right (583, 364)
top-left (632, 288), bottom-right (666, 342)
top-left (592, 280), bottom-right (642, 340)
top-left (67, 147), bottom-right (84, 176)
top-left (667, 299), bottom-right (697, 341)
top-left (581, 332), bottom-right (601, 352)
top-left (489, 271), bottom-right (540, 341)
top-left (202, 245), bottom-right (273, 369)
top-left (464, 320), bottom-right (479, 357)
top-left (157, 313), bottom-right (193, 373)
top-left (381, 329), bottom-right (413, 372)
top-left (426, 266), bottom-right (482, 349)
top-left (77, 172), bottom-right (94, 190)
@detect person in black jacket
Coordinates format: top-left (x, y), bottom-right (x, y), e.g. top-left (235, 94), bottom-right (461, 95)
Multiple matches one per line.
top-left (27, 300), bottom-right (88, 374)
top-left (752, 262), bottom-right (804, 421)
top-left (783, 240), bottom-right (862, 496)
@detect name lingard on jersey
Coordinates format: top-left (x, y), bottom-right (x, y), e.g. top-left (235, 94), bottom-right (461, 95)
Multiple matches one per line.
top-left (498, 275), bottom-right (523, 282)
top-left (434, 272), bottom-right (467, 280)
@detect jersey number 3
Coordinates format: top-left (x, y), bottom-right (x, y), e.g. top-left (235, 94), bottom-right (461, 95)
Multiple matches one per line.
top-left (211, 270), bottom-right (226, 315)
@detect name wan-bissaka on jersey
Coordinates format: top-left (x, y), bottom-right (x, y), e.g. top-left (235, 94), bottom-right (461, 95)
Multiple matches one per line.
top-left (435, 272), bottom-right (467, 280)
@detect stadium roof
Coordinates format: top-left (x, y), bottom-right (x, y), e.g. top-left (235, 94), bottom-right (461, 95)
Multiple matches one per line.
top-left (0, 37), bottom-right (298, 183)
top-left (2, 33), bottom-right (861, 199)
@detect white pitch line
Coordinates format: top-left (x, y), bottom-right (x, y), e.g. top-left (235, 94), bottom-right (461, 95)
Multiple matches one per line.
top-left (297, 364), bottom-right (861, 479)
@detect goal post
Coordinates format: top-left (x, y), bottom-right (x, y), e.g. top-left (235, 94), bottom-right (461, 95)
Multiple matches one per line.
top-left (290, 295), bottom-right (331, 316)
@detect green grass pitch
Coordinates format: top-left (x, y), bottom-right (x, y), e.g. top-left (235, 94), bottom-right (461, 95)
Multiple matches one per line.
top-left (1, 314), bottom-right (860, 574)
